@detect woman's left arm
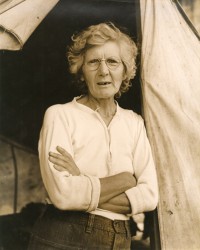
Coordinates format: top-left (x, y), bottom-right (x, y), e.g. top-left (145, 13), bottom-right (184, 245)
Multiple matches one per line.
top-left (124, 116), bottom-right (159, 215)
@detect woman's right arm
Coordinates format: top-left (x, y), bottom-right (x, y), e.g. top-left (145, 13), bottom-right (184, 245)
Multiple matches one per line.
top-left (41, 106), bottom-right (136, 213)
top-left (39, 106), bottom-right (101, 212)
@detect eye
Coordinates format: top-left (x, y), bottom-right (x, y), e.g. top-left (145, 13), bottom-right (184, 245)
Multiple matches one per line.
top-left (106, 58), bottom-right (120, 65)
top-left (87, 59), bottom-right (99, 65)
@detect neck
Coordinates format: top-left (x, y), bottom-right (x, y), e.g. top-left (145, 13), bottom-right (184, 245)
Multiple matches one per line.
top-left (87, 94), bottom-right (116, 117)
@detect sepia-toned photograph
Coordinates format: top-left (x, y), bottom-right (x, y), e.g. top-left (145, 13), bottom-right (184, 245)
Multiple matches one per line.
top-left (0, 0), bottom-right (200, 249)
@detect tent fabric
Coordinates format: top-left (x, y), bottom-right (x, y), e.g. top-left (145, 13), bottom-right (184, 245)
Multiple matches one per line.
top-left (0, 0), bottom-right (25, 14)
top-left (179, 0), bottom-right (200, 35)
top-left (140, 0), bottom-right (200, 249)
top-left (0, 136), bottom-right (46, 215)
top-left (0, 0), bottom-right (59, 50)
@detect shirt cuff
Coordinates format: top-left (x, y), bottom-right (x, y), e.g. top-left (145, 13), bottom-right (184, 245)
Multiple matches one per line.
top-left (84, 174), bottom-right (101, 212)
top-left (125, 187), bottom-right (145, 215)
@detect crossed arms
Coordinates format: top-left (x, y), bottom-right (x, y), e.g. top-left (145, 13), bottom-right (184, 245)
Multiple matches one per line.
top-left (49, 146), bottom-right (137, 214)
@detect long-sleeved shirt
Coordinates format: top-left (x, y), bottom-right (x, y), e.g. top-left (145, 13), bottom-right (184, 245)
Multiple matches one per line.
top-left (39, 97), bottom-right (158, 220)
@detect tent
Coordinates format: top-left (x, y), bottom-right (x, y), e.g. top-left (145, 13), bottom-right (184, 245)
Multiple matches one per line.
top-left (0, 0), bottom-right (59, 50)
top-left (140, 1), bottom-right (200, 249)
top-left (0, 0), bottom-right (200, 249)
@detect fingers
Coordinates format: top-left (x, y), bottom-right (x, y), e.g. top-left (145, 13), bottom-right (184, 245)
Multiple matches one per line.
top-left (119, 172), bottom-right (137, 188)
top-left (48, 146), bottom-right (81, 176)
top-left (49, 156), bottom-right (80, 175)
top-left (49, 147), bottom-right (73, 166)
top-left (49, 152), bottom-right (69, 163)
top-left (49, 154), bottom-right (67, 168)
top-left (56, 146), bottom-right (72, 158)
top-left (53, 164), bottom-right (67, 172)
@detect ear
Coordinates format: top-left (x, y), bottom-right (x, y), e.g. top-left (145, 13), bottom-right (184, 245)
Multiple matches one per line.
top-left (122, 72), bottom-right (127, 81)
top-left (80, 75), bottom-right (85, 81)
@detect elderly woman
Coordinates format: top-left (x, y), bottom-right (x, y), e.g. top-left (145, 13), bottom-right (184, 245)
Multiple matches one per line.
top-left (28, 22), bottom-right (158, 250)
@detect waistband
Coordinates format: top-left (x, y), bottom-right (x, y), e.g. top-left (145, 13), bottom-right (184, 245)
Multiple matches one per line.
top-left (45, 205), bottom-right (136, 237)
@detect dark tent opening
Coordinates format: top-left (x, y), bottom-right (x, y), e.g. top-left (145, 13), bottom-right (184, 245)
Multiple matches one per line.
top-left (0, 0), bottom-right (142, 151)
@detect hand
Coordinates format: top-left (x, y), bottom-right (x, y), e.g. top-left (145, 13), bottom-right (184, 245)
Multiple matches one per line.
top-left (49, 146), bottom-right (81, 176)
top-left (99, 193), bottom-right (132, 214)
top-left (121, 172), bottom-right (137, 189)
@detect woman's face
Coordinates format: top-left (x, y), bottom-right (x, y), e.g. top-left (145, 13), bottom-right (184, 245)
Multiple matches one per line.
top-left (82, 41), bottom-right (126, 99)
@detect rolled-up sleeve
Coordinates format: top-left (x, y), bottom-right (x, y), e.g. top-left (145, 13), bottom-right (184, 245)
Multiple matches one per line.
top-left (125, 116), bottom-right (158, 215)
top-left (39, 105), bottom-right (101, 211)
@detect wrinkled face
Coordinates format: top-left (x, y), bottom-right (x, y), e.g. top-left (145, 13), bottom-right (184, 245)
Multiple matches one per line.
top-left (82, 41), bottom-right (126, 99)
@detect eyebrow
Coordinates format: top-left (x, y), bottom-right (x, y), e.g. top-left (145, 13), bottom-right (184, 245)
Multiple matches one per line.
top-left (86, 56), bottom-right (121, 59)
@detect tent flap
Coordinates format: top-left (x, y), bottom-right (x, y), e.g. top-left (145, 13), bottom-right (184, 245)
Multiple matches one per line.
top-left (140, 0), bottom-right (200, 249)
top-left (0, 0), bottom-right (59, 50)
top-left (0, 0), bottom-right (25, 15)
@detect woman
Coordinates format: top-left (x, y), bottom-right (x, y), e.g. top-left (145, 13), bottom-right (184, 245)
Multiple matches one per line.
top-left (28, 22), bottom-right (158, 250)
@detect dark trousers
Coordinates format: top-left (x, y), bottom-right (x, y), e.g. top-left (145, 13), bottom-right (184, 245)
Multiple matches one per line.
top-left (28, 205), bottom-right (132, 250)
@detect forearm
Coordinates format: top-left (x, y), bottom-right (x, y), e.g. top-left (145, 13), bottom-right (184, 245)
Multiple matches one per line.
top-left (47, 146), bottom-right (137, 212)
top-left (40, 135), bottom-right (100, 211)
top-left (99, 172), bottom-right (137, 205)
top-left (99, 193), bottom-right (132, 214)
top-left (41, 165), bottom-right (100, 211)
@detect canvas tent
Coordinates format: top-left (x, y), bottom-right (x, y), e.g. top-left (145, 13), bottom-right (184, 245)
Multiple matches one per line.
top-left (0, 0), bottom-right (200, 249)
top-left (0, 0), bottom-right (59, 50)
top-left (139, 0), bottom-right (200, 249)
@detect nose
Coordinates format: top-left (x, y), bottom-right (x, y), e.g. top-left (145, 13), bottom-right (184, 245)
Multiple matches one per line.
top-left (98, 60), bottom-right (109, 76)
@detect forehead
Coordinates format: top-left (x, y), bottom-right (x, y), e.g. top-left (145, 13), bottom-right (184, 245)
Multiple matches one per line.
top-left (84, 41), bottom-right (121, 59)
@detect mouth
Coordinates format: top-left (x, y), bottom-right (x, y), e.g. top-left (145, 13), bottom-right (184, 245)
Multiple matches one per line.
top-left (97, 81), bottom-right (111, 86)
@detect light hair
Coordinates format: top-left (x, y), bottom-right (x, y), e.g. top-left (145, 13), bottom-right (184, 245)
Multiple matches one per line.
top-left (67, 22), bottom-right (138, 97)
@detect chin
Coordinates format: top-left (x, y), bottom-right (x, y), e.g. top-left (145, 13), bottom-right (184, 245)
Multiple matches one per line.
top-left (95, 94), bottom-right (115, 100)
top-left (93, 90), bottom-right (118, 99)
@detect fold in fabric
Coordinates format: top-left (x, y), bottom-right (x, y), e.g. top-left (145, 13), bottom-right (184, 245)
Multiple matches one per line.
top-left (0, 0), bottom-right (59, 50)
top-left (0, 0), bottom-right (25, 15)
top-left (140, 0), bottom-right (200, 249)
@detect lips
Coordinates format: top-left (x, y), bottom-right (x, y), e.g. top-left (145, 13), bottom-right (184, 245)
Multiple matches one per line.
top-left (97, 81), bottom-right (111, 85)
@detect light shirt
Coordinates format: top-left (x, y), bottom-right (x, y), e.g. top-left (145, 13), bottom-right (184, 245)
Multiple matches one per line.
top-left (39, 97), bottom-right (158, 220)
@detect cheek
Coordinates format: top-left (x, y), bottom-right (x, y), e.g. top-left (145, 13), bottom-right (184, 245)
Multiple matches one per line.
top-left (82, 73), bottom-right (96, 92)
top-left (82, 68), bottom-right (93, 84)
top-left (114, 71), bottom-right (126, 85)
top-left (84, 75), bottom-right (94, 87)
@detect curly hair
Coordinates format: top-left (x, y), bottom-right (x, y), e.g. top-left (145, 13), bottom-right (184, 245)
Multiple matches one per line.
top-left (67, 22), bottom-right (138, 98)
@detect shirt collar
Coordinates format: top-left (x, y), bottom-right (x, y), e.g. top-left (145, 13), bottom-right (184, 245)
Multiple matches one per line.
top-left (73, 96), bottom-right (121, 118)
